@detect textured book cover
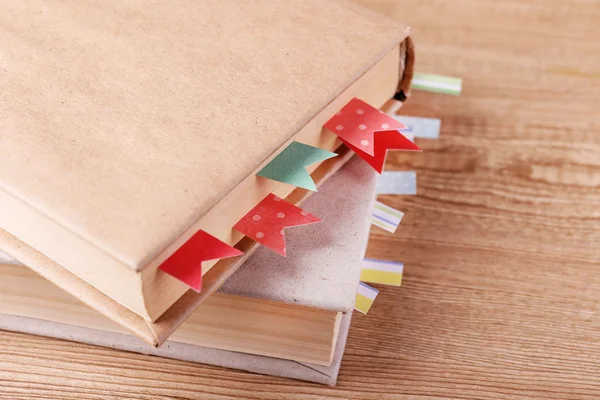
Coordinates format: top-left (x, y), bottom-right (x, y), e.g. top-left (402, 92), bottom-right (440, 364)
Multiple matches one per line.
top-left (0, 0), bottom-right (412, 322)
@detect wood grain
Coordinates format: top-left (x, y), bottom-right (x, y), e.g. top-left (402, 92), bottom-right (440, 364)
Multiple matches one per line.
top-left (2, 0), bottom-right (600, 398)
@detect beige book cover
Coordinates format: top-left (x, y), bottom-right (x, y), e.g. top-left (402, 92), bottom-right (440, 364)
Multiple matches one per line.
top-left (0, 0), bottom-right (412, 322)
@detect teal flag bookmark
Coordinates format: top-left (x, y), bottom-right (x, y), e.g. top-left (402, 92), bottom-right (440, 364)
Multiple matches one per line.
top-left (257, 142), bottom-right (338, 191)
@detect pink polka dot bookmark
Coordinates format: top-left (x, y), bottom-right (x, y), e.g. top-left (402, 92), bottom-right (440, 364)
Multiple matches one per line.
top-left (324, 98), bottom-right (422, 173)
top-left (233, 193), bottom-right (321, 256)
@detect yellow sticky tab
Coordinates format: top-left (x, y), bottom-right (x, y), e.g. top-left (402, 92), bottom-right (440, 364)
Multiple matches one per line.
top-left (360, 259), bottom-right (404, 287)
top-left (355, 294), bottom-right (374, 314)
top-left (360, 269), bottom-right (403, 286)
top-left (355, 283), bottom-right (379, 314)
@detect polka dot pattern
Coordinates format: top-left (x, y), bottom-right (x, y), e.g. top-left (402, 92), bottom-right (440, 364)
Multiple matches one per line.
top-left (323, 98), bottom-right (406, 156)
top-left (233, 193), bottom-right (322, 256)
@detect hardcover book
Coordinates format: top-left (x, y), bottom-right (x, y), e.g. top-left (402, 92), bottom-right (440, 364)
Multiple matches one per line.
top-left (0, 156), bottom-right (378, 384)
top-left (0, 0), bottom-right (412, 325)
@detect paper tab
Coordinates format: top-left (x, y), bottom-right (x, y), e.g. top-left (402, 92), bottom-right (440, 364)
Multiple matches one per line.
top-left (371, 201), bottom-right (404, 233)
top-left (234, 193), bottom-right (321, 256)
top-left (159, 230), bottom-right (243, 292)
top-left (324, 98), bottom-right (421, 173)
top-left (355, 282), bottom-right (379, 314)
top-left (412, 73), bottom-right (462, 96)
top-left (376, 171), bottom-right (417, 195)
top-left (360, 258), bottom-right (404, 286)
top-left (395, 116), bottom-right (441, 139)
top-left (257, 142), bottom-right (338, 191)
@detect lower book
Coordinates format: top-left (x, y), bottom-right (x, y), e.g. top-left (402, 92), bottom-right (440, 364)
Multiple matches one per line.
top-left (0, 156), bottom-right (378, 385)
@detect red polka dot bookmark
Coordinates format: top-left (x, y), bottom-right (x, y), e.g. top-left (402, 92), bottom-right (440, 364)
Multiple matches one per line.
top-left (233, 193), bottom-right (321, 256)
top-left (159, 230), bottom-right (243, 292)
top-left (324, 98), bottom-right (422, 173)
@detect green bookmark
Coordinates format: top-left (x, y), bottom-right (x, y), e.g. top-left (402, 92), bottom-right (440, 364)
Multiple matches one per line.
top-left (412, 72), bottom-right (462, 96)
top-left (257, 142), bottom-right (337, 191)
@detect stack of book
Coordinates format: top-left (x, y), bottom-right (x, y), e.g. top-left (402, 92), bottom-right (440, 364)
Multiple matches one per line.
top-left (0, 0), bottom-right (415, 385)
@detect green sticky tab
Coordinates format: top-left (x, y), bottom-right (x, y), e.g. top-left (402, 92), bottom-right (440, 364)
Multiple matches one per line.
top-left (412, 72), bottom-right (462, 95)
top-left (257, 142), bottom-right (337, 191)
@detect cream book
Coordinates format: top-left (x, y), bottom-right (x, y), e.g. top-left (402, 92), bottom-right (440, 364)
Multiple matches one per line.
top-left (0, 156), bottom-right (377, 377)
top-left (0, 0), bottom-right (413, 324)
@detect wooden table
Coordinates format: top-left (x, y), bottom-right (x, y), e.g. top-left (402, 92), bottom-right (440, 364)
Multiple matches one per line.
top-left (3, 0), bottom-right (600, 398)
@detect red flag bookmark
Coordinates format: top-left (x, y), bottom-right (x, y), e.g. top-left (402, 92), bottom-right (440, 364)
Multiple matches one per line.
top-left (344, 129), bottom-right (420, 173)
top-left (324, 98), bottom-right (421, 172)
top-left (233, 193), bottom-right (321, 256)
top-left (159, 230), bottom-right (243, 292)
